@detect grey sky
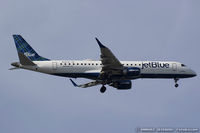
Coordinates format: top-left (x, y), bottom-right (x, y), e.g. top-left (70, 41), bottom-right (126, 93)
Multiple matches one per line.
top-left (0, 0), bottom-right (199, 133)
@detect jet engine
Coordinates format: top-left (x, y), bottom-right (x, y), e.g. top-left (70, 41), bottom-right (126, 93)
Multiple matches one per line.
top-left (123, 67), bottom-right (140, 77)
top-left (111, 80), bottom-right (132, 89)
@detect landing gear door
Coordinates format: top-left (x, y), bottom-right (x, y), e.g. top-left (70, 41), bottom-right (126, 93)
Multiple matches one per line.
top-left (172, 63), bottom-right (177, 71)
top-left (52, 62), bottom-right (57, 70)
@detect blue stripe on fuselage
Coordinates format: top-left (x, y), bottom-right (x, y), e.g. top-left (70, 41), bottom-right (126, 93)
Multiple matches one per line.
top-left (50, 73), bottom-right (196, 80)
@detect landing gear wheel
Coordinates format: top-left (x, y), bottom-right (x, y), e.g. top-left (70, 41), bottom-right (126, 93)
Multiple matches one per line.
top-left (175, 84), bottom-right (179, 88)
top-left (174, 78), bottom-right (179, 88)
top-left (100, 86), bottom-right (106, 93)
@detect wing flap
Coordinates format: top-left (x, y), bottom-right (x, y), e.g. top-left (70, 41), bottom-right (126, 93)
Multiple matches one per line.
top-left (70, 79), bottom-right (102, 88)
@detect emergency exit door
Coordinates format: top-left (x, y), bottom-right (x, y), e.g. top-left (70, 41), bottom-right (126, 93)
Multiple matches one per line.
top-left (52, 62), bottom-right (57, 70)
top-left (172, 63), bottom-right (177, 71)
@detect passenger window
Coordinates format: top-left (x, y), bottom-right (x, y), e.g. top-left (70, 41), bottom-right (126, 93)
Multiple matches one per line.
top-left (77, 63), bottom-right (79, 65)
top-left (60, 63), bottom-right (62, 65)
top-left (81, 63), bottom-right (83, 65)
top-left (92, 63), bottom-right (94, 65)
top-left (69, 63), bottom-right (70, 65)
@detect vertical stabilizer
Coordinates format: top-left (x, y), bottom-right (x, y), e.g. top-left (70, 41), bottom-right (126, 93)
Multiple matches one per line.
top-left (13, 35), bottom-right (50, 61)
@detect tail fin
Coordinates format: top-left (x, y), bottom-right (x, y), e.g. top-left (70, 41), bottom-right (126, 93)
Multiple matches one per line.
top-left (13, 35), bottom-right (50, 61)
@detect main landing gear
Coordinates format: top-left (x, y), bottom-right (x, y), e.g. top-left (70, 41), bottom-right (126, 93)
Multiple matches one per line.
top-left (174, 78), bottom-right (179, 88)
top-left (100, 85), bottom-right (106, 93)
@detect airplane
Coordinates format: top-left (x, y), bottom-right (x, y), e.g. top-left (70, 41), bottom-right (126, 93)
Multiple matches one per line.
top-left (10, 35), bottom-right (197, 93)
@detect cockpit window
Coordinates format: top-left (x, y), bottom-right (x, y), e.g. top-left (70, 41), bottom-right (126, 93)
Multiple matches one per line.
top-left (181, 64), bottom-right (186, 67)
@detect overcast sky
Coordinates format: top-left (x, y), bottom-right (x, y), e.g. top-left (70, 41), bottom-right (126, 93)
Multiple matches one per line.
top-left (0, 0), bottom-right (199, 133)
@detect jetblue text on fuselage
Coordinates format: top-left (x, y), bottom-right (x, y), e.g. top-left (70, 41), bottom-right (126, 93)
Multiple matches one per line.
top-left (142, 62), bottom-right (169, 69)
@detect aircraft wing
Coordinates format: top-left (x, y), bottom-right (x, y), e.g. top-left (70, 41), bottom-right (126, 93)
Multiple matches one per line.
top-left (70, 79), bottom-right (102, 88)
top-left (95, 38), bottom-right (123, 76)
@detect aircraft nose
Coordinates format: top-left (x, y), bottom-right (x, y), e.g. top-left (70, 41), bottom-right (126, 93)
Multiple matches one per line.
top-left (191, 69), bottom-right (197, 77)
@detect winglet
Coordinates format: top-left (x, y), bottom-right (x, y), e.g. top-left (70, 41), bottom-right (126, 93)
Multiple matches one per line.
top-left (95, 38), bottom-right (106, 48)
top-left (70, 79), bottom-right (78, 87)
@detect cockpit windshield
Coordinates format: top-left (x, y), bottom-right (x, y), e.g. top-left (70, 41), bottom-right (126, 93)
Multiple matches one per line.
top-left (181, 64), bottom-right (186, 67)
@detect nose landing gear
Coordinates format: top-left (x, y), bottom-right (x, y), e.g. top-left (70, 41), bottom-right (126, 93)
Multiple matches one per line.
top-left (100, 85), bottom-right (106, 93)
top-left (174, 78), bottom-right (179, 88)
top-left (175, 83), bottom-right (179, 88)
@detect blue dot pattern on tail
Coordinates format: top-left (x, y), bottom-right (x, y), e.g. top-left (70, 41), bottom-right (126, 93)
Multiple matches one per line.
top-left (13, 35), bottom-right (49, 61)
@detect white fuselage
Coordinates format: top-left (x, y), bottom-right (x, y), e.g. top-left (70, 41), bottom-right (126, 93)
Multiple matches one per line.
top-left (20, 60), bottom-right (196, 80)
top-left (11, 35), bottom-right (197, 91)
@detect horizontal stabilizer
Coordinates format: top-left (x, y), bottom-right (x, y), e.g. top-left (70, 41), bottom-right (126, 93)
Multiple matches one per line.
top-left (9, 67), bottom-right (20, 70)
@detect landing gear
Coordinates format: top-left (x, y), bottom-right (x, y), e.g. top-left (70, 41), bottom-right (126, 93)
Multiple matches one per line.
top-left (174, 78), bottom-right (179, 88)
top-left (100, 85), bottom-right (106, 93)
top-left (175, 84), bottom-right (179, 88)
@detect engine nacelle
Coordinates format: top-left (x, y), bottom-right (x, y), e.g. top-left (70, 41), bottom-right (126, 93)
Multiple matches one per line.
top-left (123, 67), bottom-right (140, 77)
top-left (112, 80), bottom-right (132, 90)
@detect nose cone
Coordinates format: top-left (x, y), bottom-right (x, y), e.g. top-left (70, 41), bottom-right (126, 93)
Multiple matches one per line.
top-left (190, 69), bottom-right (197, 77)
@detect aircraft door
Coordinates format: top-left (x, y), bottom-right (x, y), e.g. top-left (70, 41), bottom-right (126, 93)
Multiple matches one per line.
top-left (52, 62), bottom-right (57, 70)
top-left (172, 63), bottom-right (177, 71)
